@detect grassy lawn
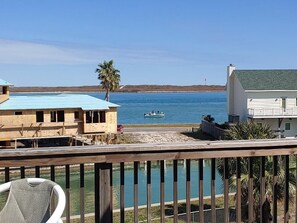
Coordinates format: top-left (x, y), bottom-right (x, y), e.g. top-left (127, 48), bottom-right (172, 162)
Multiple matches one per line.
top-left (70, 196), bottom-right (232, 223)
top-left (69, 195), bottom-right (297, 223)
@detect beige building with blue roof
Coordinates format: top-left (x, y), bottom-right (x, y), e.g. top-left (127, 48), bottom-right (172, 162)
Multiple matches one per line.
top-left (227, 64), bottom-right (297, 138)
top-left (0, 79), bottom-right (119, 145)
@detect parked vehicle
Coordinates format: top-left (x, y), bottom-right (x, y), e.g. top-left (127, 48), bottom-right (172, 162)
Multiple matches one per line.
top-left (117, 124), bottom-right (124, 133)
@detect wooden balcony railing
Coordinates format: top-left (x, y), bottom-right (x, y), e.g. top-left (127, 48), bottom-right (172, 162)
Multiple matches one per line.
top-left (0, 139), bottom-right (297, 222)
top-left (248, 108), bottom-right (297, 117)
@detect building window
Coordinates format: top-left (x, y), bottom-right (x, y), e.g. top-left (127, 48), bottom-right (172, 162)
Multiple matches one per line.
top-left (74, 111), bottom-right (80, 120)
top-left (86, 111), bottom-right (103, 123)
top-left (14, 111), bottom-right (22, 115)
top-left (36, 111), bottom-right (44, 123)
top-left (282, 98), bottom-right (286, 110)
top-left (2, 87), bottom-right (7, 95)
top-left (93, 111), bottom-right (99, 123)
top-left (50, 111), bottom-right (57, 122)
top-left (99, 111), bottom-right (106, 123)
top-left (86, 111), bottom-right (92, 123)
top-left (50, 110), bottom-right (65, 122)
top-left (57, 110), bottom-right (65, 122)
top-left (285, 123), bottom-right (291, 131)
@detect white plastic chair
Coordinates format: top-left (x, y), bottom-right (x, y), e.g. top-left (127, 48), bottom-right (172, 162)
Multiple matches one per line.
top-left (0, 178), bottom-right (66, 223)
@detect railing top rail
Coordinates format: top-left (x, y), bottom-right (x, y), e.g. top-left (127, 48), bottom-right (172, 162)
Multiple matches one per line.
top-left (0, 139), bottom-right (296, 167)
top-left (0, 139), bottom-right (297, 155)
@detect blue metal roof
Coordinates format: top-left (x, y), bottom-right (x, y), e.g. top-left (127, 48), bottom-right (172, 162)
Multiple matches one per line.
top-left (0, 94), bottom-right (119, 111)
top-left (0, 79), bottom-right (13, 86)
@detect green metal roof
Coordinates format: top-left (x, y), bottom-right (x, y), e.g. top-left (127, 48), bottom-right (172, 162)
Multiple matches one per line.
top-left (233, 70), bottom-right (297, 91)
top-left (0, 94), bottom-right (119, 111)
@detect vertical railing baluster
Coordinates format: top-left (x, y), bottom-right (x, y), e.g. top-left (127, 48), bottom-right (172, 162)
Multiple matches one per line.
top-left (80, 164), bottom-right (85, 223)
top-left (20, 166), bottom-right (25, 178)
top-left (50, 165), bottom-right (55, 182)
top-left (110, 164), bottom-right (113, 223)
top-left (50, 165), bottom-right (56, 215)
top-left (120, 162), bottom-right (125, 223)
top-left (95, 164), bottom-right (99, 223)
top-left (147, 161), bottom-right (151, 222)
top-left (260, 156), bottom-right (265, 223)
top-left (65, 165), bottom-right (70, 223)
top-left (35, 166), bottom-right (40, 178)
top-left (160, 160), bottom-right (165, 223)
top-left (173, 160), bottom-right (178, 223)
top-left (284, 155), bottom-right (289, 223)
top-left (236, 157), bottom-right (241, 223)
top-left (186, 159), bottom-right (191, 223)
top-left (5, 167), bottom-right (10, 182)
top-left (273, 156), bottom-right (278, 223)
top-left (224, 158), bottom-right (229, 223)
top-left (134, 161), bottom-right (139, 223)
top-left (211, 158), bottom-right (216, 223)
top-left (248, 157), bottom-right (254, 223)
top-left (199, 159), bottom-right (204, 223)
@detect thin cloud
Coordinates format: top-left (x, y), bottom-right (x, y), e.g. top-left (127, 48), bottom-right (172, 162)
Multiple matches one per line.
top-left (0, 39), bottom-right (186, 65)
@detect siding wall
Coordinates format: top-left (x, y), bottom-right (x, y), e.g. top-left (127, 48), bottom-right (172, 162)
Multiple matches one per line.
top-left (247, 92), bottom-right (297, 109)
top-left (233, 76), bottom-right (247, 121)
top-left (253, 118), bottom-right (297, 138)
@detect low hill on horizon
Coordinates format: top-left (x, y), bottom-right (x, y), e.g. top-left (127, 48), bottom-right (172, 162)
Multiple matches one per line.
top-left (11, 84), bottom-right (225, 93)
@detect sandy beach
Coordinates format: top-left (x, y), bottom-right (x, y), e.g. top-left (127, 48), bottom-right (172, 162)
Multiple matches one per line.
top-left (121, 124), bottom-right (212, 143)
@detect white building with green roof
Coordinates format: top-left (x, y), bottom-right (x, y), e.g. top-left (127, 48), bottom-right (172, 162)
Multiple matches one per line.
top-left (227, 64), bottom-right (297, 138)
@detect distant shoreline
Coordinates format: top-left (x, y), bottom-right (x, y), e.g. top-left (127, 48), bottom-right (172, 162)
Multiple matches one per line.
top-left (11, 84), bottom-right (225, 93)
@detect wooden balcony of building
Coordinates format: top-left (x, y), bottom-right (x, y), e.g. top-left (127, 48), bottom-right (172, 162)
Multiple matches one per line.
top-left (0, 139), bottom-right (296, 222)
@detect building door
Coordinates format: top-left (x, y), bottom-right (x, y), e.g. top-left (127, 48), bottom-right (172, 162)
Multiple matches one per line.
top-left (284, 122), bottom-right (295, 138)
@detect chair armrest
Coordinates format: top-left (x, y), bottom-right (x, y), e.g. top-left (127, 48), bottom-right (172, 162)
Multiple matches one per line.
top-left (46, 185), bottom-right (66, 223)
top-left (0, 182), bottom-right (11, 193)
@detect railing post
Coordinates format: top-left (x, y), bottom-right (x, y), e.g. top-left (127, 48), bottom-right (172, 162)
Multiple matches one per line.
top-left (95, 163), bottom-right (113, 223)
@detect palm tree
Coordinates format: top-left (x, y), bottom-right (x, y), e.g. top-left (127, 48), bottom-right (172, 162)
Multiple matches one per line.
top-left (203, 114), bottom-right (215, 123)
top-left (217, 156), bottom-right (296, 222)
top-left (95, 60), bottom-right (120, 101)
top-left (227, 121), bottom-right (276, 140)
top-left (217, 121), bottom-right (295, 222)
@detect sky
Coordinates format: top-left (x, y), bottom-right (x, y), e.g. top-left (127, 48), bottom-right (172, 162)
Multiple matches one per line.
top-left (0, 1), bottom-right (297, 87)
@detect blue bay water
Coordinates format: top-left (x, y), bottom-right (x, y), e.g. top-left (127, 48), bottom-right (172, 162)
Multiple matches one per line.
top-left (51, 161), bottom-right (224, 214)
top-left (88, 92), bottom-right (227, 124)
top-left (14, 91), bottom-right (227, 124)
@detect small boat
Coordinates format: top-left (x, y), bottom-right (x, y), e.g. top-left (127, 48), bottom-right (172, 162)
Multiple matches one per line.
top-left (144, 111), bottom-right (165, 118)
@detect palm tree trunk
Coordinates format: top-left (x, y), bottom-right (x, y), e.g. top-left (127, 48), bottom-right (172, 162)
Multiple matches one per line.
top-left (105, 89), bottom-right (110, 101)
